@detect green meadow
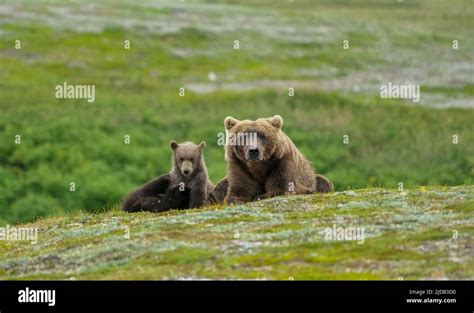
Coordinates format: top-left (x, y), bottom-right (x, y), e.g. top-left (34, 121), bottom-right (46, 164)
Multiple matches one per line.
top-left (1, 187), bottom-right (473, 279)
top-left (0, 1), bottom-right (473, 222)
top-left (0, 0), bottom-right (473, 280)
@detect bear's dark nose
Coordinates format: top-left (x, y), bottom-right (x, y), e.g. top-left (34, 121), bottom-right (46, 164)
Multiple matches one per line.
top-left (249, 148), bottom-right (259, 159)
top-left (183, 170), bottom-right (190, 176)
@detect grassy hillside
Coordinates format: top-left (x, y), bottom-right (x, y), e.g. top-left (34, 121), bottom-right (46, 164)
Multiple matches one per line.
top-left (0, 0), bottom-right (473, 224)
top-left (0, 186), bottom-right (472, 280)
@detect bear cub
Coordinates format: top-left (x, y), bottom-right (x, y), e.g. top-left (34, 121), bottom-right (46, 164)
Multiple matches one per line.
top-left (122, 141), bottom-right (214, 213)
top-left (169, 141), bottom-right (215, 208)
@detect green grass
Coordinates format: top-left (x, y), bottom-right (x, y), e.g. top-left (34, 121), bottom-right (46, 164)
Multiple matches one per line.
top-left (0, 186), bottom-right (472, 280)
top-left (0, 0), bottom-right (473, 224)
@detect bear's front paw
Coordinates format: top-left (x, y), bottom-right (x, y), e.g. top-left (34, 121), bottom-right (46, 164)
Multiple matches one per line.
top-left (253, 194), bottom-right (267, 201)
top-left (225, 195), bottom-right (250, 204)
top-left (169, 184), bottom-right (189, 193)
top-left (169, 184), bottom-right (180, 191)
top-left (254, 191), bottom-right (283, 201)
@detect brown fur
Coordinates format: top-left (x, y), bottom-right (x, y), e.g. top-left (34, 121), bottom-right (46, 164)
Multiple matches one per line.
top-left (316, 174), bottom-right (334, 193)
top-left (214, 115), bottom-right (334, 204)
top-left (213, 177), bottom-right (229, 203)
top-left (170, 141), bottom-right (215, 208)
top-left (123, 141), bottom-right (214, 213)
top-left (122, 174), bottom-right (190, 213)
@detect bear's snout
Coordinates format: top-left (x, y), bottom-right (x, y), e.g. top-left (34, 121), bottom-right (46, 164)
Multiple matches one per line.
top-left (248, 148), bottom-right (260, 160)
top-left (180, 160), bottom-right (194, 176)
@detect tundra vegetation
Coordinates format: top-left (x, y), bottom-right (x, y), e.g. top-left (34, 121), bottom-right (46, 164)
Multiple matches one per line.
top-left (0, 0), bottom-right (472, 279)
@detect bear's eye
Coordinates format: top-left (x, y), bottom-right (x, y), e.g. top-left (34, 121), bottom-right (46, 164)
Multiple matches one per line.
top-left (190, 158), bottom-right (194, 162)
top-left (180, 158), bottom-right (184, 162)
top-left (257, 133), bottom-right (266, 140)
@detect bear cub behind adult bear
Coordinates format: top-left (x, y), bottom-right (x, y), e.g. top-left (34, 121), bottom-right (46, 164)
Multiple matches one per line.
top-left (122, 141), bottom-right (215, 213)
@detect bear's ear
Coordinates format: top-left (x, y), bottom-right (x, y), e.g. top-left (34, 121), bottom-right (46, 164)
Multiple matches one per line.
top-left (198, 141), bottom-right (206, 151)
top-left (268, 115), bottom-right (283, 129)
top-left (224, 116), bottom-right (239, 130)
top-left (170, 141), bottom-right (179, 150)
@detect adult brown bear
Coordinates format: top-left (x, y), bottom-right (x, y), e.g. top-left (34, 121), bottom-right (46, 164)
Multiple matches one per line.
top-left (213, 115), bottom-right (333, 204)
